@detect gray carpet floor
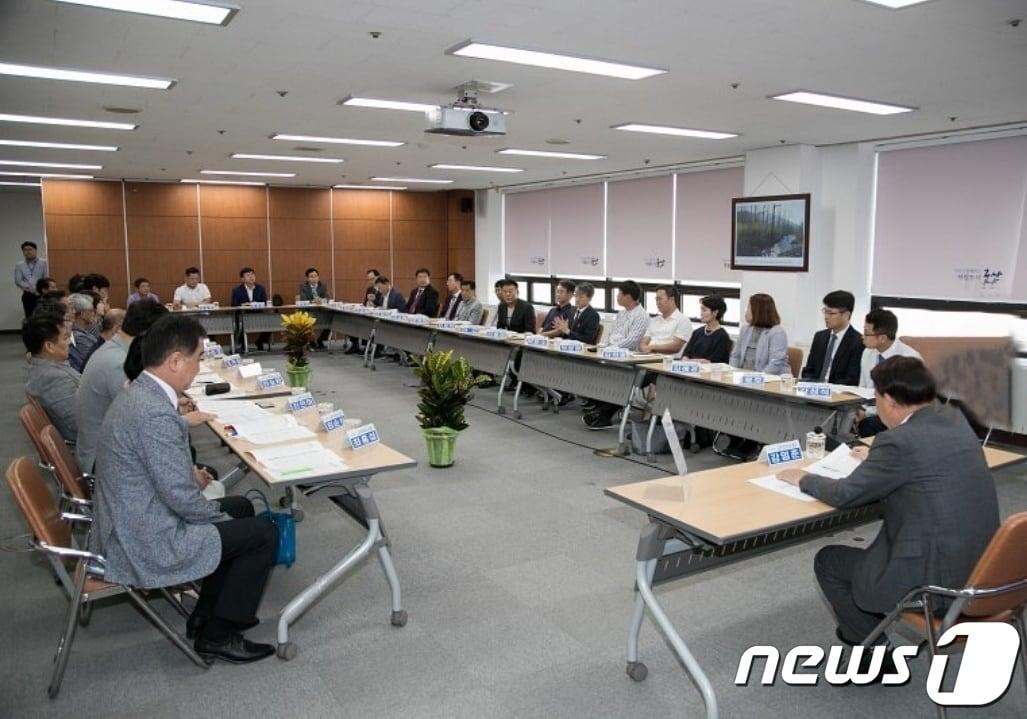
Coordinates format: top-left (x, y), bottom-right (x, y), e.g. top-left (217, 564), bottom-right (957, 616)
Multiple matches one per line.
top-left (2, 336), bottom-right (1025, 718)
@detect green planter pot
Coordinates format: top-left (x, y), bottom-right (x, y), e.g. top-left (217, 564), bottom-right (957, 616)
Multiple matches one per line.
top-left (285, 363), bottom-right (311, 389)
top-left (423, 426), bottom-right (459, 468)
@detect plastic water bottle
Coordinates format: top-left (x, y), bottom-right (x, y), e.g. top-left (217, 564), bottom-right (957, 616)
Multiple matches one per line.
top-left (806, 426), bottom-right (826, 460)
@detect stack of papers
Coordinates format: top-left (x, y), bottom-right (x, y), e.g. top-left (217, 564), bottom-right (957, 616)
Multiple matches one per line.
top-left (232, 416), bottom-right (315, 445)
top-left (748, 475), bottom-right (818, 503)
top-left (196, 400), bottom-right (270, 423)
top-left (748, 444), bottom-right (864, 502)
top-left (830, 384), bottom-right (876, 400)
top-left (249, 441), bottom-right (347, 481)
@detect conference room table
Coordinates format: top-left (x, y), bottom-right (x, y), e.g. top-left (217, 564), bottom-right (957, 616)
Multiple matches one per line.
top-left (603, 443), bottom-right (1025, 719)
top-left (639, 362), bottom-right (867, 458)
top-left (178, 303), bottom-right (336, 354)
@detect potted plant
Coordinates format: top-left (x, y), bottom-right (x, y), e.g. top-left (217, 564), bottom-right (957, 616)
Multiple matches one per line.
top-left (413, 350), bottom-right (488, 467)
top-left (281, 310), bottom-right (317, 388)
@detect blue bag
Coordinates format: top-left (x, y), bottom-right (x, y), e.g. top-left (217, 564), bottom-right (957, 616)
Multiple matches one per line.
top-left (246, 490), bottom-right (296, 568)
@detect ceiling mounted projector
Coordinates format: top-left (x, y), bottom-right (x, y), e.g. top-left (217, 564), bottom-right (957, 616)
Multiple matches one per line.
top-left (425, 82), bottom-right (508, 137)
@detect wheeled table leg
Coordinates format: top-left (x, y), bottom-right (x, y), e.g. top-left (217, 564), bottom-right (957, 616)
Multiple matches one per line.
top-left (625, 522), bottom-right (718, 719)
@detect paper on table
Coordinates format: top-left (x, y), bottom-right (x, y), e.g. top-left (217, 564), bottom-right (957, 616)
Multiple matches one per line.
top-left (805, 443), bottom-right (863, 480)
top-left (192, 372), bottom-right (221, 385)
top-left (196, 401), bottom-right (271, 423)
top-left (749, 475), bottom-right (818, 503)
top-left (241, 425), bottom-right (316, 445)
top-left (249, 441), bottom-right (346, 479)
top-left (830, 384), bottom-right (876, 400)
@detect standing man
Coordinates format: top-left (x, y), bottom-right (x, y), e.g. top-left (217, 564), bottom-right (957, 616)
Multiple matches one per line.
top-left (540, 280), bottom-right (576, 338)
top-left (405, 268), bottom-right (439, 317)
top-left (173, 267), bottom-right (212, 309)
top-left (231, 267), bottom-right (270, 352)
top-left (801, 289), bottom-right (863, 385)
top-left (438, 272), bottom-right (464, 320)
top-left (454, 280), bottom-right (484, 325)
top-left (495, 279), bottom-right (535, 333)
top-left (15, 241), bottom-right (48, 318)
top-left (91, 314), bottom-right (277, 664)
top-left (639, 285), bottom-right (692, 357)
top-left (298, 267), bottom-right (331, 349)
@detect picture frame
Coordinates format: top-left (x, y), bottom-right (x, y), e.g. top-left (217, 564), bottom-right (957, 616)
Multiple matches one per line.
top-left (731, 193), bottom-right (811, 272)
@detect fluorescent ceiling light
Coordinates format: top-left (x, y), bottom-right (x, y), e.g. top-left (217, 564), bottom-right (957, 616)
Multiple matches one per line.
top-left (498, 148), bottom-right (605, 160)
top-left (273, 133), bottom-right (404, 147)
top-left (770, 90), bottom-right (915, 115)
top-left (231, 153), bottom-right (343, 164)
top-left (0, 171), bottom-right (94, 178)
top-left (0, 112), bottom-right (136, 130)
top-left (0, 181), bottom-right (41, 187)
top-left (0, 160), bottom-right (102, 169)
top-left (371, 177), bottom-right (453, 185)
top-left (181, 179), bottom-right (265, 186)
top-left (0, 139), bottom-right (117, 151)
top-left (612, 123), bottom-right (737, 139)
top-left (54, 0), bottom-right (238, 25)
top-left (334, 184), bottom-right (407, 191)
top-left (857, 0), bottom-right (936, 8)
top-left (201, 170), bottom-right (295, 178)
top-left (429, 163), bottom-right (523, 173)
top-left (0, 62), bottom-right (175, 89)
top-left (341, 97), bottom-right (439, 113)
top-left (447, 40), bottom-right (666, 80)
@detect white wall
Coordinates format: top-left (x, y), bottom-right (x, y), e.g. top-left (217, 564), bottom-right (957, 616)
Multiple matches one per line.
top-left (0, 187), bottom-right (46, 331)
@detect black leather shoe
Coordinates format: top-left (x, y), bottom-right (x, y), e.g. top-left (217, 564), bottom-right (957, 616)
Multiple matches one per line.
top-left (195, 633), bottom-right (274, 664)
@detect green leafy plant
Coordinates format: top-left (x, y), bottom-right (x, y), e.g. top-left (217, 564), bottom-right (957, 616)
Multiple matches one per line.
top-left (413, 350), bottom-right (488, 430)
top-left (281, 311), bottom-right (317, 367)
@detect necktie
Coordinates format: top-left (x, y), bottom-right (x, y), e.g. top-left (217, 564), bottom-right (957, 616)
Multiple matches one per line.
top-left (408, 287), bottom-right (423, 313)
top-left (571, 310), bottom-right (581, 330)
top-left (820, 333), bottom-right (837, 381)
top-left (447, 295), bottom-right (459, 319)
top-left (877, 352), bottom-right (885, 365)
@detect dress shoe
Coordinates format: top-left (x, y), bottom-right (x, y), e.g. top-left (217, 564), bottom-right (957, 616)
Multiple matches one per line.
top-left (195, 633), bottom-right (274, 664)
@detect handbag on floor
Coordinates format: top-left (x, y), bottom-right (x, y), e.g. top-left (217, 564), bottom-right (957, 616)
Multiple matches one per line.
top-left (245, 489), bottom-right (297, 568)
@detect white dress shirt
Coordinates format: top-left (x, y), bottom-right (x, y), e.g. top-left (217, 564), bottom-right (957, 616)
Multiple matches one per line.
top-left (143, 370), bottom-right (179, 409)
top-left (173, 283), bottom-right (212, 307)
top-left (645, 309), bottom-right (692, 352)
top-left (859, 338), bottom-right (922, 389)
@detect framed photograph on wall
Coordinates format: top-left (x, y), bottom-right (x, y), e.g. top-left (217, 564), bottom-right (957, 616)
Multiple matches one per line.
top-left (731, 193), bottom-right (810, 271)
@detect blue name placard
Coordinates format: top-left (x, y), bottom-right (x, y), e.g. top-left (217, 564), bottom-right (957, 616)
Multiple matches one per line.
top-left (320, 409), bottom-right (346, 432)
top-left (222, 354), bottom-right (241, 368)
top-left (296, 300), bottom-right (312, 307)
top-left (795, 382), bottom-right (833, 398)
top-left (460, 325), bottom-right (480, 335)
top-left (205, 344), bottom-right (223, 359)
top-left (287, 392), bottom-right (316, 412)
top-left (525, 334), bottom-right (549, 347)
top-left (556, 340), bottom-right (585, 354)
top-left (738, 372), bottom-right (765, 386)
top-left (198, 303), bottom-right (218, 311)
top-left (248, 301), bottom-right (266, 308)
top-left (670, 360), bottom-right (702, 374)
top-left (600, 346), bottom-right (630, 360)
top-left (346, 423), bottom-right (381, 450)
top-left (257, 372), bottom-right (285, 390)
top-left (763, 439), bottom-right (804, 466)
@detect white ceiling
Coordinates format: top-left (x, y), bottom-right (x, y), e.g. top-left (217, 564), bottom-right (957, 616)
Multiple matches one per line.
top-left (0, 0), bottom-right (1025, 190)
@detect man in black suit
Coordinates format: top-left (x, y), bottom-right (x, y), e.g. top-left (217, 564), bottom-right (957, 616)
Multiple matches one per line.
top-left (405, 267), bottom-right (439, 317)
top-left (230, 267), bottom-right (270, 351)
top-left (552, 281), bottom-right (600, 343)
top-left (778, 357), bottom-right (999, 653)
top-left (495, 279), bottom-right (535, 333)
top-left (801, 289), bottom-right (863, 385)
top-left (438, 272), bottom-right (464, 320)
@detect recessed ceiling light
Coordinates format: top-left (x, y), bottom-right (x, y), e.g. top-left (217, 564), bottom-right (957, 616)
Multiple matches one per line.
top-left (498, 148), bottom-right (606, 160)
top-left (201, 170), bottom-right (295, 178)
top-left (340, 96), bottom-right (439, 113)
top-left (429, 163), bottom-right (523, 173)
top-left (334, 184), bottom-right (407, 191)
top-left (447, 40), bottom-right (667, 80)
top-left (0, 62), bottom-right (175, 89)
top-left (231, 153), bottom-right (344, 164)
top-left (272, 133), bottom-right (404, 147)
top-left (0, 139), bottom-right (118, 151)
top-left (181, 179), bottom-right (265, 186)
top-left (0, 113), bottom-right (136, 130)
top-left (54, 0), bottom-right (238, 25)
top-left (769, 90), bottom-right (916, 115)
top-left (0, 171), bottom-right (94, 178)
top-left (857, 0), bottom-right (936, 8)
top-left (0, 181), bottom-right (42, 187)
top-left (0, 160), bottom-right (102, 169)
top-left (612, 123), bottom-right (738, 139)
top-left (371, 177), bottom-right (453, 184)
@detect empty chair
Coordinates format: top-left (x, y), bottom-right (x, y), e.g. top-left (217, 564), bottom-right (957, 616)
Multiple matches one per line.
top-left (40, 424), bottom-right (92, 503)
top-left (787, 347), bottom-right (802, 377)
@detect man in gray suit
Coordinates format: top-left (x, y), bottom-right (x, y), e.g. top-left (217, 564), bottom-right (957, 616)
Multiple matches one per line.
top-left (778, 357), bottom-right (999, 650)
top-left (92, 314), bottom-right (278, 664)
top-left (23, 313), bottom-right (80, 442)
top-left (453, 279), bottom-right (484, 325)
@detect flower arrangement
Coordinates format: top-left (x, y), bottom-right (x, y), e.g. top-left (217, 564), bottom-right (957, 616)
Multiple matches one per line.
top-left (281, 311), bottom-right (317, 367)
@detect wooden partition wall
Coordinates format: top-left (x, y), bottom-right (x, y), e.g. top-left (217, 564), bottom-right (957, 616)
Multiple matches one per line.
top-left (41, 179), bottom-right (475, 307)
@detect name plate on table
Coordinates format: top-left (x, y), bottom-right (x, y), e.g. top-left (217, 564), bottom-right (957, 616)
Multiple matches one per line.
top-left (205, 343), bottom-right (224, 359)
top-left (198, 303), bottom-right (218, 311)
top-left (238, 362), bottom-right (263, 378)
top-left (459, 325), bottom-right (481, 335)
top-left (670, 360), bottom-right (703, 375)
top-left (248, 301), bottom-right (266, 308)
top-left (320, 409), bottom-right (346, 432)
top-left (760, 439), bottom-right (804, 466)
top-left (257, 372), bottom-right (285, 390)
top-left (287, 392), bottom-right (316, 413)
top-left (524, 334), bottom-right (549, 348)
top-left (296, 300), bottom-right (312, 307)
top-left (436, 320), bottom-right (462, 330)
top-left (482, 328), bottom-right (509, 340)
top-left (600, 346), bottom-right (630, 361)
top-left (222, 354), bottom-right (241, 368)
top-left (734, 371), bottom-right (765, 386)
top-left (406, 314), bottom-right (429, 325)
top-left (795, 382), bottom-right (833, 398)
top-left (556, 340), bottom-right (585, 354)
top-left (346, 423), bottom-right (381, 450)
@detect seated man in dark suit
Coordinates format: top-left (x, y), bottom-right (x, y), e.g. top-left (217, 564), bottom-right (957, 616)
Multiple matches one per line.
top-left (405, 267), bottom-right (439, 317)
top-left (801, 289), bottom-right (863, 385)
top-left (438, 272), bottom-right (464, 320)
top-left (374, 275), bottom-right (406, 311)
top-left (495, 279), bottom-right (535, 333)
top-left (540, 280), bottom-right (576, 338)
top-left (92, 314), bottom-right (278, 664)
top-left (778, 357), bottom-right (999, 659)
top-left (298, 267), bottom-right (331, 349)
top-left (230, 267), bottom-right (270, 351)
top-left (551, 282), bottom-right (600, 343)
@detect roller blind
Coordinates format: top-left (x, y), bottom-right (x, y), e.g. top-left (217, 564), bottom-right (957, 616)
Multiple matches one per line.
top-left (606, 175), bottom-right (674, 280)
top-left (548, 183), bottom-right (605, 276)
top-left (675, 166), bottom-right (744, 283)
top-left (504, 189), bottom-right (550, 274)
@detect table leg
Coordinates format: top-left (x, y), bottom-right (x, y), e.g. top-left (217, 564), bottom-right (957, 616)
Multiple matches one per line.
top-left (512, 380), bottom-right (524, 419)
top-left (496, 358), bottom-right (512, 414)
